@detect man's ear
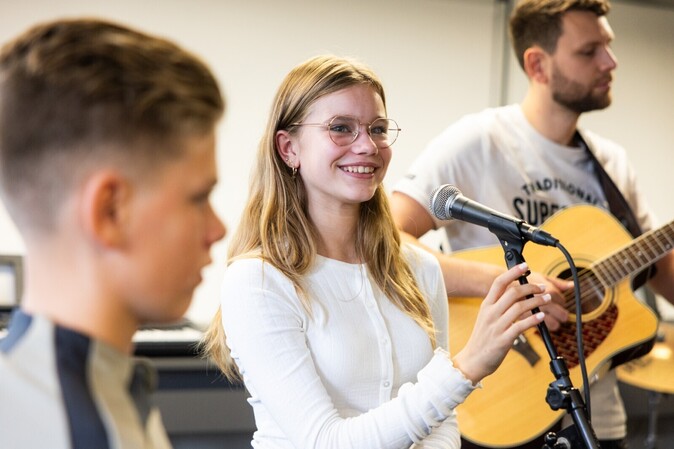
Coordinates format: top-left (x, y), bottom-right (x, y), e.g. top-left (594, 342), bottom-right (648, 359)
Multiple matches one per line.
top-left (276, 129), bottom-right (299, 169)
top-left (523, 46), bottom-right (550, 84)
top-left (79, 171), bottom-right (131, 248)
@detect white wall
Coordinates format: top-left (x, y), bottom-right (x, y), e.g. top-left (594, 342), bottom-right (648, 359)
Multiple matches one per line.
top-left (0, 0), bottom-right (671, 325)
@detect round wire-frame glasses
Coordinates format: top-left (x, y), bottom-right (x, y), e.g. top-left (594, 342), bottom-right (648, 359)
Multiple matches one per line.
top-left (290, 115), bottom-right (401, 149)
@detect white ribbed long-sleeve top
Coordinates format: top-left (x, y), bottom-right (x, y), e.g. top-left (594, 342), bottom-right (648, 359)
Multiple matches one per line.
top-left (220, 244), bottom-right (476, 449)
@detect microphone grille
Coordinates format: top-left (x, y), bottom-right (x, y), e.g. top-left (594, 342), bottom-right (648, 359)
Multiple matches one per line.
top-left (429, 184), bottom-right (461, 220)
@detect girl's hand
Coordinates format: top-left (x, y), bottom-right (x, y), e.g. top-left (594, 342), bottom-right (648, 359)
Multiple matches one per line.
top-left (452, 263), bottom-right (551, 384)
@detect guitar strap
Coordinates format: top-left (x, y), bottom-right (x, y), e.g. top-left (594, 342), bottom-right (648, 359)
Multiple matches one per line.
top-left (575, 130), bottom-right (657, 288)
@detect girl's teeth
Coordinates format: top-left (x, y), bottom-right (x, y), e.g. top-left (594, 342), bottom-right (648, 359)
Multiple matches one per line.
top-left (344, 166), bottom-right (374, 173)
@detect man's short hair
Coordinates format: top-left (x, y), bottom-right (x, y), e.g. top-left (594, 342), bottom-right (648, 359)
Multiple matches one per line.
top-left (0, 19), bottom-right (225, 230)
top-left (509, 0), bottom-right (611, 69)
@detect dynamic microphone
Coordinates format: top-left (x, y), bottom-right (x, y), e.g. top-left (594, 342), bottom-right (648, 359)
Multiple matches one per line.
top-left (429, 184), bottom-right (559, 247)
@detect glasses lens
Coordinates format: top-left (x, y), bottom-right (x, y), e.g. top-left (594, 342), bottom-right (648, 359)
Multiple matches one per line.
top-left (327, 116), bottom-right (400, 148)
top-left (370, 118), bottom-right (399, 148)
top-left (328, 116), bottom-right (359, 146)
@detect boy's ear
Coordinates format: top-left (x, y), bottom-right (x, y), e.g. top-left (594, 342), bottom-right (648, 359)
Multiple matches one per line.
top-left (80, 171), bottom-right (131, 248)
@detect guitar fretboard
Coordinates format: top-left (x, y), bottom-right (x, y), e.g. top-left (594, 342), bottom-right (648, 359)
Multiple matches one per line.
top-left (593, 221), bottom-right (674, 287)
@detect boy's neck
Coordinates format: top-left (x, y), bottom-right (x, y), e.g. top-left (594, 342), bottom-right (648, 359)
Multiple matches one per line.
top-left (21, 249), bottom-right (138, 354)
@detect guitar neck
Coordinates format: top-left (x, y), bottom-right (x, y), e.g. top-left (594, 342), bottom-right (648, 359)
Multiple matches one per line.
top-left (593, 220), bottom-right (674, 287)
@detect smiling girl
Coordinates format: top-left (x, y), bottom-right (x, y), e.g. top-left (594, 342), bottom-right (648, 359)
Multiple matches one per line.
top-left (203, 55), bottom-right (550, 449)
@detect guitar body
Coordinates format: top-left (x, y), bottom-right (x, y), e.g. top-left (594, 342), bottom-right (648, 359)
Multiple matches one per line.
top-left (449, 204), bottom-right (659, 447)
top-left (617, 321), bottom-right (674, 395)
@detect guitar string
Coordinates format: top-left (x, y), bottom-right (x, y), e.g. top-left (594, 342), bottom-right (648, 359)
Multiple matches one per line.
top-left (559, 228), bottom-right (674, 312)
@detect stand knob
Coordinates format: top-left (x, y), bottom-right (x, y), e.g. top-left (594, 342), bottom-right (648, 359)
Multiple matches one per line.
top-left (546, 383), bottom-right (567, 410)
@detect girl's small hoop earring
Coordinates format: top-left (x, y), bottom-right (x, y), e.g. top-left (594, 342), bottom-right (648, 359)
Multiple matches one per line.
top-left (286, 158), bottom-right (297, 178)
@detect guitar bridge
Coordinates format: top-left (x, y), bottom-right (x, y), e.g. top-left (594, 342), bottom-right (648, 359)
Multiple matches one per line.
top-left (512, 334), bottom-right (541, 367)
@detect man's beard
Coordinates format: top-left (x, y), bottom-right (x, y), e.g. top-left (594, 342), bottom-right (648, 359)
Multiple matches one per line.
top-left (551, 66), bottom-right (612, 113)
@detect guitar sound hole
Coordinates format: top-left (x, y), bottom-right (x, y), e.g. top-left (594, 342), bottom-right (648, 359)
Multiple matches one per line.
top-left (558, 267), bottom-right (604, 314)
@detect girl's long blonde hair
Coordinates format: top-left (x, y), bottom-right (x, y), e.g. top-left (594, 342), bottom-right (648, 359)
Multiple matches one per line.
top-left (201, 55), bottom-right (436, 380)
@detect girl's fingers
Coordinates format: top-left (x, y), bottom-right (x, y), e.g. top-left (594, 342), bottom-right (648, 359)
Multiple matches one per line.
top-left (509, 292), bottom-right (552, 322)
top-left (483, 262), bottom-right (530, 305)
top-left (488, 281), bottom-right (546, 318)
top-left (506, 310), bottom-right (546, 339)
top-left (458, 267), bottom-right (556, 383)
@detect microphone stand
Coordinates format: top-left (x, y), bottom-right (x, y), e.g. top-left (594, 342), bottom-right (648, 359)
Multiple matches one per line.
top-left (491, 221), bottom-right (600, 449)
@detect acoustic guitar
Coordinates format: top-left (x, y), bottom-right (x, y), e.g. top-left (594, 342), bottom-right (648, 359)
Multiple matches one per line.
top-left (448, 204), bottom-right (672, 447)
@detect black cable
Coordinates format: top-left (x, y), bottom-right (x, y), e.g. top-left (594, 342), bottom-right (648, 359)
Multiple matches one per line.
top-left (555, 241), bottom-right (592, 420)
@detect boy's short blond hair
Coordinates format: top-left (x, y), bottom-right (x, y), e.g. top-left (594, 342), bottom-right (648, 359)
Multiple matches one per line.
top-left (0, 19), bottom-right (225, 230)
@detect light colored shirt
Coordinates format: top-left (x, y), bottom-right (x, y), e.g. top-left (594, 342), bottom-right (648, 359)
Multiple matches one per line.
top-left (0, 311), bottom-right (172, 449)
top-left (221, 244), bottom-right (475, 449)
top-left (395, 104), bottom-right (654, 252)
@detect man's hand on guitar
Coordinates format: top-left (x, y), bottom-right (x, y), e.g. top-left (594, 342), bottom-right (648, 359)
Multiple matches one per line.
top-left (526, 272), bottom-right (572, 331)
top-left (452, 262), bottom-right (551, 385)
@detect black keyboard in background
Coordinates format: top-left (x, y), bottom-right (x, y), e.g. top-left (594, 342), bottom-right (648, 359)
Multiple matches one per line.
top-left (133, 318), bottom-right (205, 358)
top-left (0, 313), bottom-right (205, 357)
